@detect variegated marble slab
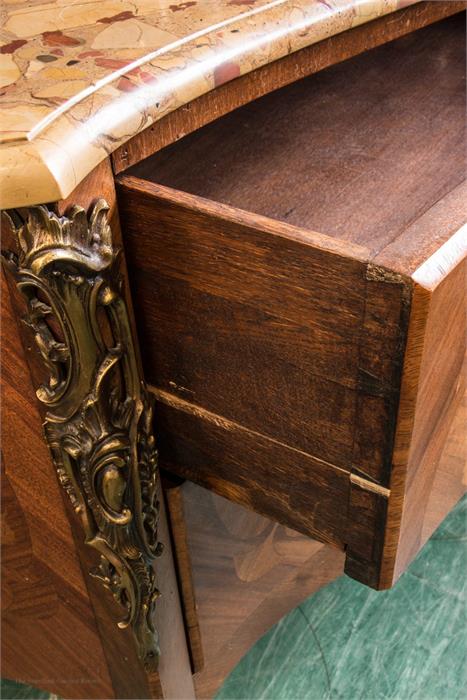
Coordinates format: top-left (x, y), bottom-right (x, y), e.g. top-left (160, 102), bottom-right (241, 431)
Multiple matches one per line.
top-left (0, 0), bottom-right (418, 208)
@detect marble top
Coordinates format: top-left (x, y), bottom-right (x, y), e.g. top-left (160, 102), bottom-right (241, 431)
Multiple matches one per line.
top-left (0, 0), bottom-right (417, 208)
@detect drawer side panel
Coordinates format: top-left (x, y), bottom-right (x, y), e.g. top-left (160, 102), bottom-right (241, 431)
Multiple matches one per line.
top-left (117, 177), bottom-right (414, 585)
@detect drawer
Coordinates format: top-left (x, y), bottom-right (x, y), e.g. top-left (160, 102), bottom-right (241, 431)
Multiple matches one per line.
top-left (116, 14), bottom-right (466, 589)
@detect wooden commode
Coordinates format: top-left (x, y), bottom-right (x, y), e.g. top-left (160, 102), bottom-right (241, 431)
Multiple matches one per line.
top-left (1, 2), bottom-right (465, 698)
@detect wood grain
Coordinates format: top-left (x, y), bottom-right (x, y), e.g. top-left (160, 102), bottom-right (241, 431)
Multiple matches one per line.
top-left (379, 232), bottom-right (467, 587)
top-left (164, 484), bottom-right (204, 674)
top-left (116, 176), bottom-right (411, 587)
top-left (115, 15), bottom-right (466, 590)
top-left (2, 157), bottom-right (195, 699)
top-left (153, 389), bottom-right (349, 548)
top-left (4, 7), bottom-right (466, 698)
top-left (375, 181), bottom-right (467, 276)
top-left (166, 481), bottom-right (345, 699)
top-left (113, 1), bottom-right (465, 174)
top-left (1, 271), bottom-right (115, 700)
top-left (421, 388), bottom-right (466, 544)
top-left (117, 178), bottom-right (410, 487)
top-left (128, 14), bottom-right (465, 259)
top-left (117, 180), bottom-right (367, 472)
top-left (115, 14), bottom-right (466, 590)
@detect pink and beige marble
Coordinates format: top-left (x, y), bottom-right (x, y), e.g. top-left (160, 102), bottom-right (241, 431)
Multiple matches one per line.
top-left (0, 0), bottom-right (418, 208)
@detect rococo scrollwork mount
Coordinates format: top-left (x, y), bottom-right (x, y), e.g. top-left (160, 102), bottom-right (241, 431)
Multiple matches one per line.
top-left (2, 201), bottom-right (162, 671)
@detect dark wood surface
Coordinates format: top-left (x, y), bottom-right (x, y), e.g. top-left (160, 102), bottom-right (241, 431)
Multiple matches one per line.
top-left (116, 14), bottom-right (466, 589)
top-left (117, 178), bottom-right (410, 487)
top-left (129, 14), bottom-right (465, 259)
top-left (374, 181), bottom-right (467, 276)
top-left (155, 389), bottom-right (349, 548)
top-left (166, 481), bottom-right (345, 699)
top-left (116, 177), bottom-right (408, 587)
top-left (112, 1), bottom-right (465, 175)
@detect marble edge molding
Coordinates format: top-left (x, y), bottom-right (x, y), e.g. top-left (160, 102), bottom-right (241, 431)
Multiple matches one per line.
top-left (0, 0), bottom-right (419, 210)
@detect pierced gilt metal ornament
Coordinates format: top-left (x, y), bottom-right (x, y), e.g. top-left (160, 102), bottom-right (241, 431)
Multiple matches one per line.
top-left (2, 202), bottom-right (163, 671)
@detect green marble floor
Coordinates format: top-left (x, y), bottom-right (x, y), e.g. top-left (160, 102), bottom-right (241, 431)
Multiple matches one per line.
top-left (2, 496), bottom-right (466, 700)
top-left (217, 495), bottom-right (467, 700)
top-left (0, 682), bottom-right (56, 700)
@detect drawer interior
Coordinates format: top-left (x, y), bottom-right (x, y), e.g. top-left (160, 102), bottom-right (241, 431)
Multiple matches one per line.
top-left (128, 13), bottom-right (465, 257)
top-left (117, 12), bottom-right (466, 589)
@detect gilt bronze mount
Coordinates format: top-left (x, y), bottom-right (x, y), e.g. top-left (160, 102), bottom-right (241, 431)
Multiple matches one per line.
top-left (2, 202), bottom-right (162, 671)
